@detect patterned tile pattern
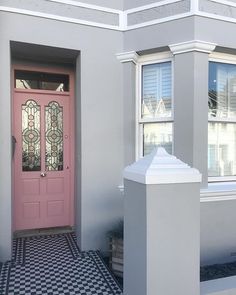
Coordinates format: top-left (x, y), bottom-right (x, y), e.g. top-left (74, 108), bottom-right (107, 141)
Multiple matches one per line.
top-left (0, 233), bottom-right (122, 295)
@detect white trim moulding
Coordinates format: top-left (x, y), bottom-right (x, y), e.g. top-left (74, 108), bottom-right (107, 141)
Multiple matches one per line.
top-left (116, 51), bottom-right (139, 64)
top-left (208, 0), bottom-right (236, 9)
top-left (126, 11), bottom-right (193, 31)
top-left (195, 10), bottom-right (236, 27)
top-left (48, 0), bottom-right (122, 14)
top-left (125, 0), bottom-right (183, 14)
top-left (0, 6), bottom-right (120, 31)
top-left (3, 0), bottom-right (236, 31)
top-left (190, 0), bottom-right (199, 13)
top-left (169, 40), bottom-right (217, 55)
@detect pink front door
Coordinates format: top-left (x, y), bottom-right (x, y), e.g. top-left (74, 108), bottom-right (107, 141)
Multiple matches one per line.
top-left (13, 89), bottom-right (74, 230)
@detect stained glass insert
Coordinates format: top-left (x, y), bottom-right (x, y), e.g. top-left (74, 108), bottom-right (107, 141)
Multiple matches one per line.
top-left (22, 100), bottom-right (41, 171)
top-left (45, 101), bottom-right (63, 171)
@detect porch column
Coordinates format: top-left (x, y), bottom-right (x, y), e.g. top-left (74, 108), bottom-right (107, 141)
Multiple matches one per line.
top-left (123, 147), bottom-right (201, 295)
top-left (169, 40), bottom-right (216, 187)
top-left (0, 39), bottom-right (12, 262)
top-left (117, 51), bottom-right (138, 166)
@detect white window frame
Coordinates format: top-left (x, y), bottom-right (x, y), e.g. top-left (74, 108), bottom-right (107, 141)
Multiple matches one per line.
top-left (136, 52), bottom-right (174, 159)
top-left (208, 52), bottom-right (236, 182)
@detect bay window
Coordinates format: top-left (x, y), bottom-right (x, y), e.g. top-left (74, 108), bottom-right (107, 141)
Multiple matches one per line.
top-left (139, 60), bottom-right (173, 156)
top-left (208, 61), bottom-right (236, 179)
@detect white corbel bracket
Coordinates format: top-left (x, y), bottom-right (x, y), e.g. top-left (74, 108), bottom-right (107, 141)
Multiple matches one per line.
top-left (169, 40), bottom-right (217, 55)
top-left (116, 51), bottom-right (139, 64)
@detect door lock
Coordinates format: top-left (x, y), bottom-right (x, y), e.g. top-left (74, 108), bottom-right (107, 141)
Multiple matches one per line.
top-left (40, 172), bottom-right (47, 177)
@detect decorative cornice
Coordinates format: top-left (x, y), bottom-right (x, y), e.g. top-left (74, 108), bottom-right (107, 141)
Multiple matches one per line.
top-left (116, 51), bottom-right (139, 64)
top-left (169, 40), bottom-right (217, 55)
top-left (124, 147), bottom-right (202, 184)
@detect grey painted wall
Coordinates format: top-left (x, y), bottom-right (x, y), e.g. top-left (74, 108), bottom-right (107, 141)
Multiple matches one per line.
top-left (124, 180), bottom-right (200, 295)
top-left (124, 0), bottom-right (190, 10)
top-left (199, 0), bottom-right (236, 19)
top-left (124, 17), bottom-right (195, 52)
top-left (123, 62), bottom-right (136, 167)
top-left (1, 0), bottom-right (119, 26)
top-left (201, 200), bottom-right (236, 266)
top-left (0, 39), bottom-right (12, 262)
top-left (73, 0), bottom-right (123, 10)
top-left (174, 51), bottom-right (209, 187)
top-left (127, 0), bottom-right (190, 26)
top-left (0, 10), bottom-right (123, 260)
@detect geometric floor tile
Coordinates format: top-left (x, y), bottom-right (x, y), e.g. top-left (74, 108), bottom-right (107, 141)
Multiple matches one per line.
top-left (0, 233), bottom-right (122, 295)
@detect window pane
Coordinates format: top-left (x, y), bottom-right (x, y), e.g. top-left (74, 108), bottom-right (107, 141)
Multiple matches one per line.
top-left (142, 62), bottom-right (172, 119)
top-left (22, 100), bottom-right (41, 171)
top-left (143, 123), bottom-right (173, 156)
top-left (209, 62), bottom-right (236, 119)
top-left (15, 70), bottom-right (69, 92)
top-left (45, 101), bottom-right (63, 171)
top-left (208, 122), bottom-right (236, 177)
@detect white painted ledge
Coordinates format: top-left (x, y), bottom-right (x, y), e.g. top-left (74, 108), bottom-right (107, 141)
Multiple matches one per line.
top-left (124, 147), bottom-right (202, 184)
top-left (169, 40), bottom-right (217, 55)
top-left (116, 51), bottom-right (139, 64)
top-left (200, 182), bottom-right (236, 202)
top-left (201, 275), bottom-right (236, 294)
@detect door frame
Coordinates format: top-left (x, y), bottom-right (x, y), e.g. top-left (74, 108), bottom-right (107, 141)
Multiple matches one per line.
top-left (12, 63), bottom-right (75, 230)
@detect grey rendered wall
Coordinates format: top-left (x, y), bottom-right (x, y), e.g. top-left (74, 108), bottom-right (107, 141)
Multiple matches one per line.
top-left (127, 0), bottom-right (190, 26)
top-left (0, 39), bottom-right (12, 262)
top-left (201, 200), bottom-right (236, 266)
top-left (123, 62), bottom-right (136, 166)
top-left (173, 51), bottom-right (209, 187)
top-left (124, 16), bottom-right (195, 52)
top-left (1, 0), bottom-right (119, 26)
top-left (73, 0), bottom-right (123, 10)
top-left (123, 14), bottom-right (236, 267)
top-left (0, 10), bottom-right (123, 259)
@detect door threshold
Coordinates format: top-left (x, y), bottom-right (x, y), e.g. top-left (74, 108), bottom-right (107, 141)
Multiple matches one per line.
top-left (14, 226), bottom-right (74, 238)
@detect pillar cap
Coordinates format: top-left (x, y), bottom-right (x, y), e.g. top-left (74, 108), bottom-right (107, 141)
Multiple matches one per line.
top-left (124, 147), bottom-right (202, 184)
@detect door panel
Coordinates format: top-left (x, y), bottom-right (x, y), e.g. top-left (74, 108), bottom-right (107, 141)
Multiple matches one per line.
top-left (14, 91), bottom-right (72, 230)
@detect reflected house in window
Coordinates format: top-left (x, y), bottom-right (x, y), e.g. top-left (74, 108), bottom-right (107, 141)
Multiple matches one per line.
top-left (15, 70), bottom-right (69, 92)
top-left (208, 62), bottom-right (236, 177)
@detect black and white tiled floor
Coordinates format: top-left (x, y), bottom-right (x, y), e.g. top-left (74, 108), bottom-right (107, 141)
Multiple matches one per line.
top-left (0, 233), bottom-right (122, 295)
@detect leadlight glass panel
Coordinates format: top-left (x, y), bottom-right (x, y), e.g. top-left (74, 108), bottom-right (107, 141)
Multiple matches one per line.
top-left (45, 101), bottom-right (63, 171)
top-left (22, 100), bottom-right (41, 171)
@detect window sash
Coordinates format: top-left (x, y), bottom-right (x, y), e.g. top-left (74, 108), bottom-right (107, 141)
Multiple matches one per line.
top-left (138, 58), bottom-right (173, 158)
top-left (209, 60), bottom-right (236, 181)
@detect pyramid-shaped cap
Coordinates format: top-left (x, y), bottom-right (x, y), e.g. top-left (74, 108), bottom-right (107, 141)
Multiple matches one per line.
top-left (124, 147), bottom-right (202, 184)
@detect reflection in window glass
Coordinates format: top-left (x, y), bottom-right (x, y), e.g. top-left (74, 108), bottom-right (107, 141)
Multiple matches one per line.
top-left (15, 70), bottom-right (69, 92)
top-left (209, 62), bottom-right (236, 119)
top-left (209, 61), bottom-right (236, 177)
top-left (142, 62), bottom-right (172, 119)
top-left (208, 122), bottom-right (236, 177)
top-left (143, 123), bottom-right (172, 156)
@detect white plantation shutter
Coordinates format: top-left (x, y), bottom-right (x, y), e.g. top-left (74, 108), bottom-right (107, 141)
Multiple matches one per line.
top-left (142, 62), bottom-right (171, 118)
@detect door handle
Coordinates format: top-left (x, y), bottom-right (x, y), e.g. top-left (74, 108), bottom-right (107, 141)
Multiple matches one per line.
top-left (40, 172), bottom-right (47, 177)
top-left (12, 136), bottom-right (17, 159)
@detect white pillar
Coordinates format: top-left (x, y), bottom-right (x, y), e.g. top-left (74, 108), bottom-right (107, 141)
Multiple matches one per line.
top-left (123, 147), bottom-right (202, 295)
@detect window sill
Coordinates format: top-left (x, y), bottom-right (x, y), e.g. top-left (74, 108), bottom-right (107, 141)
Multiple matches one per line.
top-left (201, 182), bottom-right (236, 202)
